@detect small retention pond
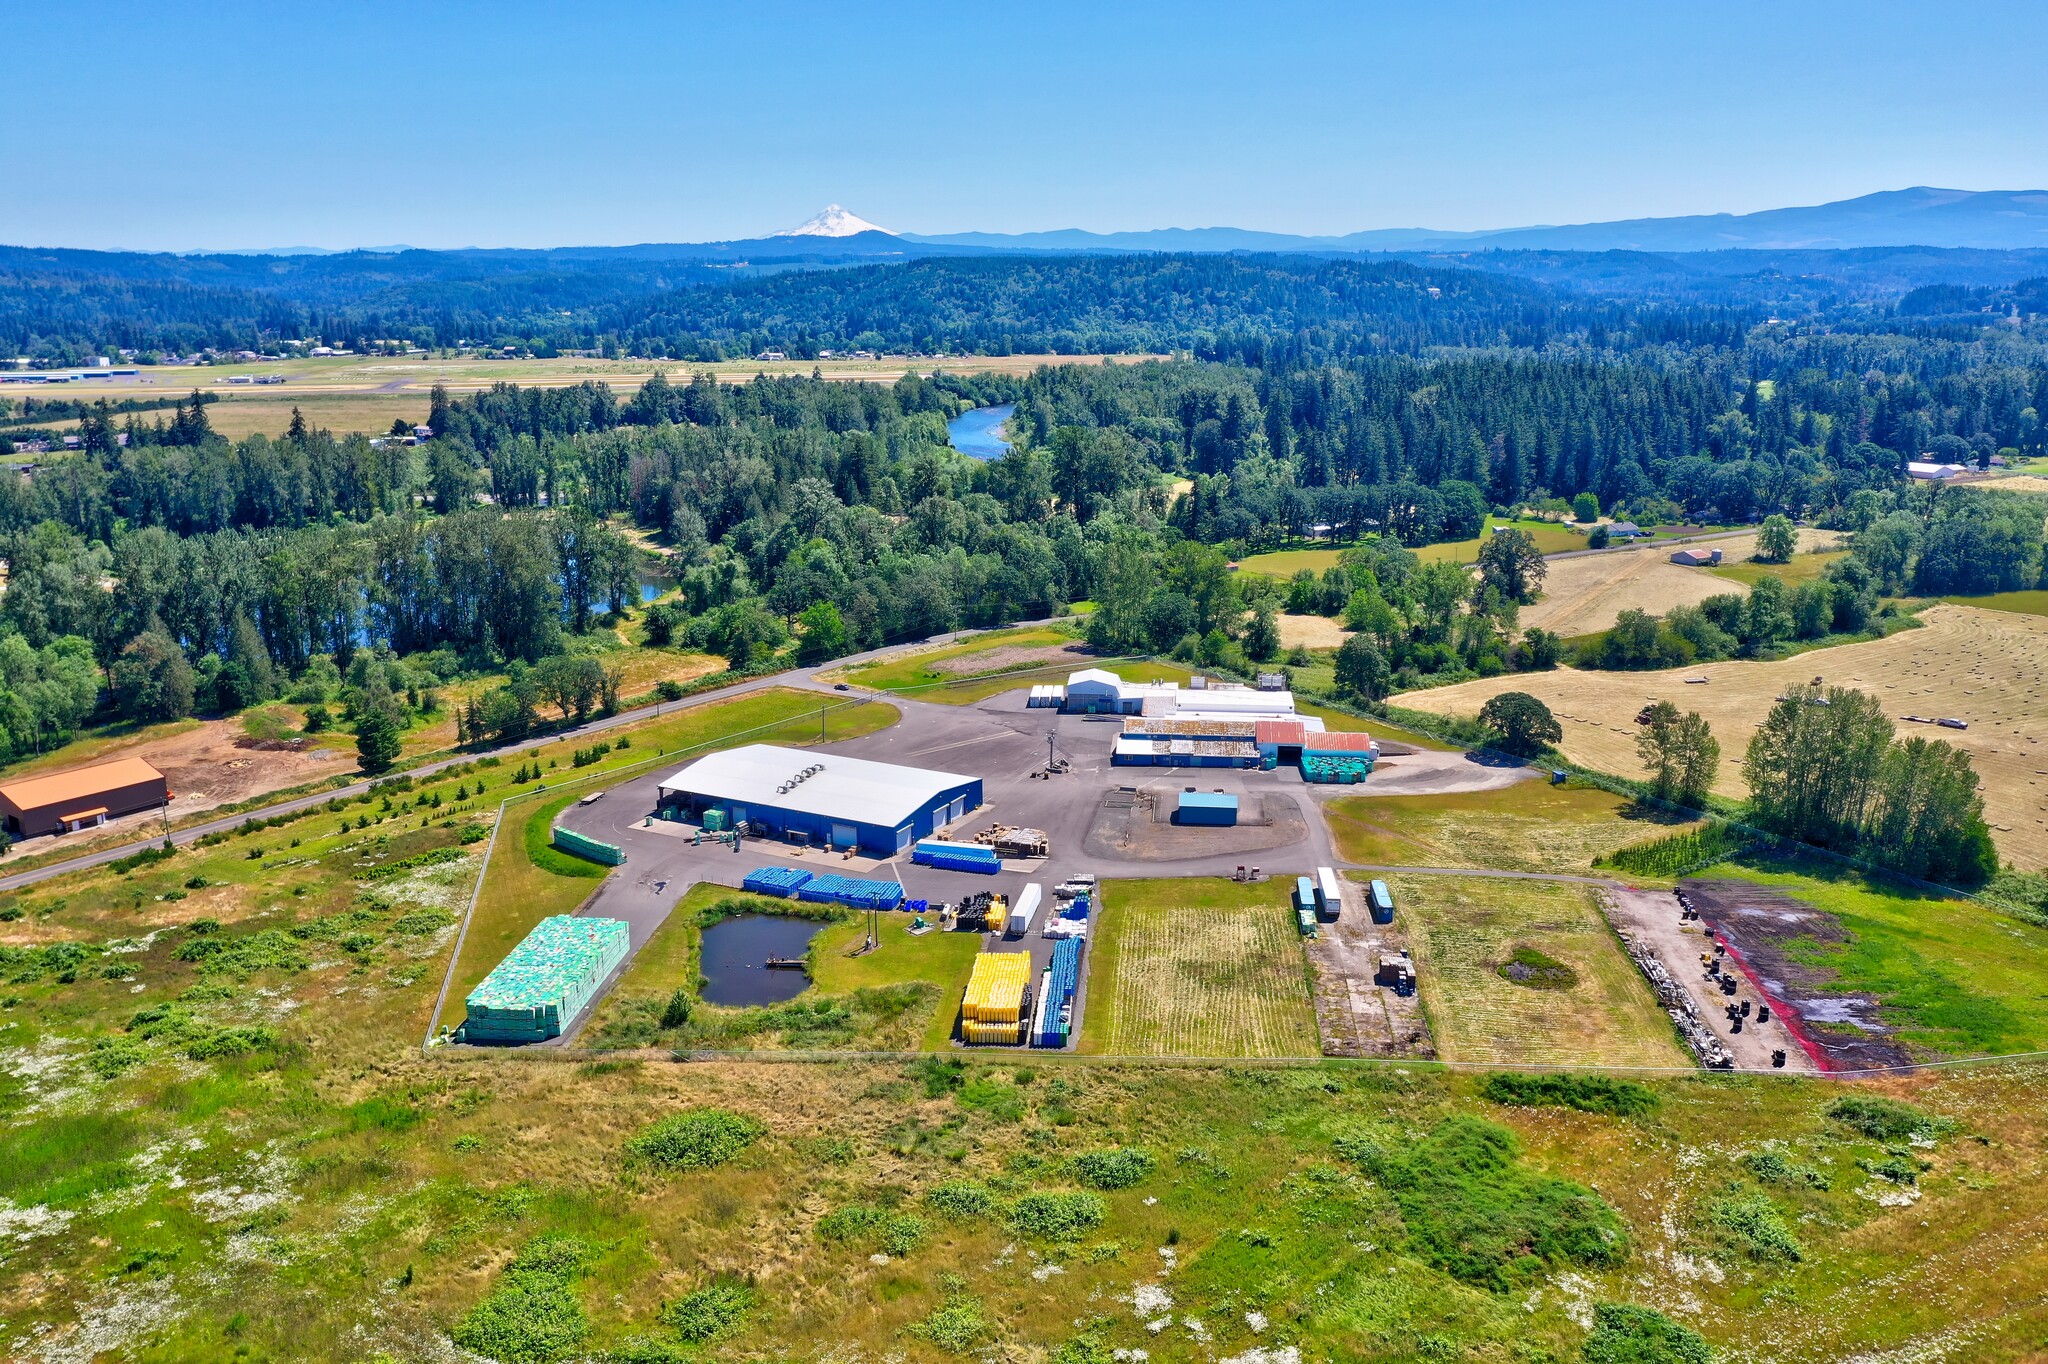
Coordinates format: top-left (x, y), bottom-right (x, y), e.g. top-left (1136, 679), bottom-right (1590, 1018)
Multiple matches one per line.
top-left (697, 914), bottom-right (828, 1006)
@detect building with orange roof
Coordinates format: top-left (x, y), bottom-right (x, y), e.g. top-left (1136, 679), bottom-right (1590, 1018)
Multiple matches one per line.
top-left (0, 756), bottom-right (170, 837)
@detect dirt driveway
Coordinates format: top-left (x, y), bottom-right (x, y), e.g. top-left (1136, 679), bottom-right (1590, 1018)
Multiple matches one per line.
top-left (1305, 880), bottom-right (1433, 1058)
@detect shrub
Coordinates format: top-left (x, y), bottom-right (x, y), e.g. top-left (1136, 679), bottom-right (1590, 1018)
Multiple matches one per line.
top-left (1597, 824), bottom-right (1750, 877)
top-left (1580, 1302), bottom-right (1713, 1363)
top-left (1349, 1116), bottom-right (1628, 1291)
top-left (1743, 1150), bottom-right (1827, 1189)
top-left (902, 1275), bottom-right (991, 1354)
top-left (659, 989), bottom-right (693, 1029)
top-left (658, 1276), bottom-right (755, 1343)
top-left (1069, 1146), bottom-right (1156, 1190)
top-left (626, 1108), bottom-right (764, 1171)
top-left (925, 1180), bottom-right (996, 1220)
top-left (185, 1025), bottom-right (278, 1060)
top-left (1827, 1095), bottom-right (1946, 1143)
top-left (391, 909), bottom-right (455, 936)
top-left (1495, 946), bottom-right (1580, 991)
top-left (818, 1203), bottom-right (927, 1256)
top-left (1479, 1072), bottom-right (1659, 1118)
top-left (1006, 1191), bottom-right (1106, 1241)
top-left (1710, 1191), bottom-right (1802, 1262)
top-left (450, 1234), bottom-right (591, 1362)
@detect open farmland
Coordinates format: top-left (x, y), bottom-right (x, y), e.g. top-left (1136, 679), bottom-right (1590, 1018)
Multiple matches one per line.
top-left (1082, 878), bottom-right (1321, 1057)
top-left (1386, 873), bottom-right (1689, 1068)
top-left (1522, 528), bottom-right (1842, 638)
top-left (1396, 602), bottom-right (2048, 868)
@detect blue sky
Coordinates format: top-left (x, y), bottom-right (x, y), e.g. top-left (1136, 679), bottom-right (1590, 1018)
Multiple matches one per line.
top-left (4, 0), bottom-right (2044, 251)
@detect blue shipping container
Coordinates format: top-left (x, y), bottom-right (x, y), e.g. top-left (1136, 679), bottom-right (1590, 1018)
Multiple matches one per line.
top-left (1175, 790), bottom-right (1239, 826)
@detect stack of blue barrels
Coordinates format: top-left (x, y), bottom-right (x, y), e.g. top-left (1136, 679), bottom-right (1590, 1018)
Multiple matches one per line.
top-left (743, 867), bottom-right (813, 897)
top-left (1034, 937), bottom-right (1084, 1047)
top-left (797, 873), bottom-right (906, 911)
top-left (912, 838), bottom-right (1002, 875)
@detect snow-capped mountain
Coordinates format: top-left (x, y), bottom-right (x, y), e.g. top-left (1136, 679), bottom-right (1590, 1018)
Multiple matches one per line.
top-left (770, 205), bottom-right (892, 238)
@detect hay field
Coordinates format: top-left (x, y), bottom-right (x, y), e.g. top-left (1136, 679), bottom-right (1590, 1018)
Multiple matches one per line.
top-left (1396, 603), bottom-right (2048, 868)
top-left (1276, 613), bottom-right (1350, 649)
top-left (1081, 879), bottom-right (1320, 1057)
top-left (1385, 874), bottom-right (1688, 1068)
top-left (1523, 528), bottom-right (1841, 638)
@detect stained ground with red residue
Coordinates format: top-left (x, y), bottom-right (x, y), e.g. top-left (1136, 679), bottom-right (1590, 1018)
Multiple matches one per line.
top-left (1681, 877), bottom-right (1916, 1070)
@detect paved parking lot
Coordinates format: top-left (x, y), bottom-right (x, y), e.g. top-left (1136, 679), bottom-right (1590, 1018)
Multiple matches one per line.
top-left (548, 687), bottom-right (1352, 1042)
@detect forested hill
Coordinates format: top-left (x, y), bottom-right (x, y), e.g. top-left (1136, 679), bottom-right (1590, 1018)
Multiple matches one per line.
top-left (8, 243), bottom-right (2048, 366)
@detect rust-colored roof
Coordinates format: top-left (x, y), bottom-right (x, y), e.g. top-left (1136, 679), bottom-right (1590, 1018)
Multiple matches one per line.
top-left (0, 756), bottom-right (166, 812)
top-left (1255, 719), bottom-right (1308, 745)
top-left (1303, 730), bottom-right (1378, 754)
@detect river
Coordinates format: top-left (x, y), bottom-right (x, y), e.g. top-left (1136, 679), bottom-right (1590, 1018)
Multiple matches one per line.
top-left (946, 404), bottom-right (1014, 460)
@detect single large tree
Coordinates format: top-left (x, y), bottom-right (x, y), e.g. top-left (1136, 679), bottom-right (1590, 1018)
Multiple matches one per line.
top-left (1756, 513), bottom-right (1798, 564)
top-left (353, 708), bottom-right (402, 775)
top-left (1479, 691), bottom-right (1561, 757)
top-left (1635, 701), bottom-right (1720, 806)
top-left (1475, 526), bottom-right (1547, 604)
top-left (1333, 634), bottom-right (1391, 703)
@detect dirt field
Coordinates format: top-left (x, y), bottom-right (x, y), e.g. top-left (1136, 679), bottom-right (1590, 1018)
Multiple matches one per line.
top-left (1276, 613), bottom-right (1351, 649)
top-left (1603, 886), bottom-right (1820, 1073)
top-left (927, 642), bottom-right (1095, 676)
top-left (1382, 873), bottom-right (1688, 1068)
top-left (1304, 880), bottom-right (1433, 1058)
top-left (1397, 603), bottom-right (2048, 868)
top-left (1523, 528), bottom-right (1842, 638)
top-left (1680, 878), bottom-right (1915, 1071)
top-left (13, 354), bottom-right (1157, 436)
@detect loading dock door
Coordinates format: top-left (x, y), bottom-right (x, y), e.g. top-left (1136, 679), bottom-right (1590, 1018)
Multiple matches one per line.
top-left (831, 823), bottom-right (856, 850)
top-left (948, 796), bottom-right (966, 824)
top-left (895, 824), bottom-right (913, 852)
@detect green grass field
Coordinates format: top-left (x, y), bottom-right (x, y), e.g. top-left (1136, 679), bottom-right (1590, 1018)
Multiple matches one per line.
top-left (1708, 856), bottom-right (2048, 1059)
top-left (1386, 873), bottom-right (1688, 1068)
top-left (1080, 878), bottom-right (1321, 1057)
top-left (1325, 780), bottom-right (1696, 875)
top-left (1238, 517), bottom-right (1585, 578)
top-left (1709, 549), bottom-right (1848, 588)
top-left (1942, 589), bottom-right (2048, 618)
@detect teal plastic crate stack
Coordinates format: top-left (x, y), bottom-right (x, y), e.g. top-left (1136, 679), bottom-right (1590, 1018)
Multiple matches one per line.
top-left (1301, 754), bottom-right (1373, 783)
top-left (463, 915), bottom-right (631, 1043)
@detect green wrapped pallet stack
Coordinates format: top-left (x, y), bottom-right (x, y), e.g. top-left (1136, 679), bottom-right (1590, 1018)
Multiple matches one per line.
top-left (463, 915), bottom-right (631, 1043)
top-left (553, 825), bottom-right (625, 865)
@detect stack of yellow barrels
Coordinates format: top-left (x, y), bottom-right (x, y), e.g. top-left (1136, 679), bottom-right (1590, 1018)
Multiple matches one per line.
top-left (960, 951), bottom-right (1031, 1045)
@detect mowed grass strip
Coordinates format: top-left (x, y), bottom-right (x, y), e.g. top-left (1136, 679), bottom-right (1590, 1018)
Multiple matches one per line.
top-left (1394, 602), bottom-right (2048, 869)
top-left (1082, 879), bottom-right (1319, 1058)
top-left (1324, 782), bottom-right (1697, 876)
top-left (1385, 874), bottom-right (1686, 1069)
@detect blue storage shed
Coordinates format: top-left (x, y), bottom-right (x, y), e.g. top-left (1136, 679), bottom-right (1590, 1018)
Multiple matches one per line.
top-left (656, 744), bottom-right (982, 858)
top-left (1174, 790), bottom-right (1239, 826)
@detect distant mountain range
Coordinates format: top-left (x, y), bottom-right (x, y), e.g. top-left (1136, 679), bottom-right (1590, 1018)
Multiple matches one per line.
top-left (898, 188), bottom-right (2048, 255)
top-left (133, 187), bottom-right (2048, 264)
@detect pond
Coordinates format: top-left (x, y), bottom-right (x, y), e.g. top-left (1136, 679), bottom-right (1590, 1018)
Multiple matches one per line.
top-left (697, 913), bottom-right (829, 1006)
top-left (946, 404), bottom-right (1014, 460)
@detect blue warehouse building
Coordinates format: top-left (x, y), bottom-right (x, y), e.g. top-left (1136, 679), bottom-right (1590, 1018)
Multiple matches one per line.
top-left (655, 743), bottom-right (982, 857)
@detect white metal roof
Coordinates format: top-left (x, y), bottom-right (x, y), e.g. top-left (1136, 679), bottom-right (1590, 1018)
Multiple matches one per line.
top-left (1172, 690), bottom-right (1296, 715)
top-left (657, 743), bottom-right (973, 828)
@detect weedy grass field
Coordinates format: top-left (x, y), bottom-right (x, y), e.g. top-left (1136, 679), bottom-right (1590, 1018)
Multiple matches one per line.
top-left (1385, 873), bottom-right (1689, 1069)
top-left (1238, 516), bottom-right (1583, 579)
top-left (1704, 855), bottom-right (2048, 1060)
top-left (1323, 781), bottom-right (1697, 875)
top-left (1080, 878), bottom-right (1321, 1058)
top-left (1395, 602), bottom-right (2048, 869)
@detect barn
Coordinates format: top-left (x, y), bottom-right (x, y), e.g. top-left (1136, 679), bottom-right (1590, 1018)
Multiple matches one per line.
top-left (655, 743), bottom-right (982, 857)
top-left (0, 756), bottom-right (170, 837)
